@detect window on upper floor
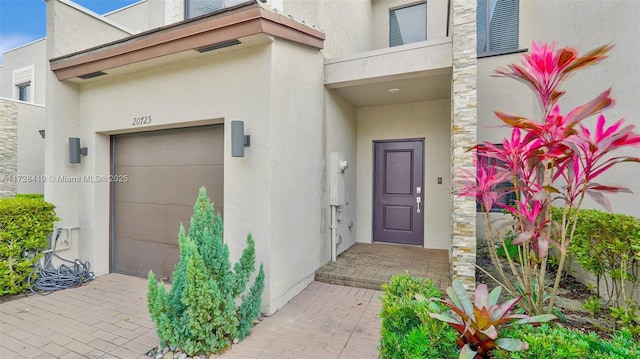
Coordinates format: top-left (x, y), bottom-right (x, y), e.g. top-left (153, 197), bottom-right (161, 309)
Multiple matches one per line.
top-left (477, 0), bottom-right (519, 55)
top-left (13, 65), bottom-right (34, 103)
top-left (389, 2), bottom-right (427, 47)
top-left (17, 83), bottom-right (31, 102)
top-left (185, 0), bottom-right (250, 19)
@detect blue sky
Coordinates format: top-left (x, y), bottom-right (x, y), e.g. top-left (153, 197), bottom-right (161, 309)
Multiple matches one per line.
top-left (0, 0), bottom-right (139, 63)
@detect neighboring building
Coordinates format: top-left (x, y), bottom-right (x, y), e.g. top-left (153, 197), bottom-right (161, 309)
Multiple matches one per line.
top-left (0, 38), bottom-right (47, 195)
top-left (0, 0), bottom-right (637, 315)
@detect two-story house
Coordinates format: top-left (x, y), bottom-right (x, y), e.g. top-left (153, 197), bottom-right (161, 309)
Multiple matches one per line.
top-left (0, 0), bottom-right (637, 315)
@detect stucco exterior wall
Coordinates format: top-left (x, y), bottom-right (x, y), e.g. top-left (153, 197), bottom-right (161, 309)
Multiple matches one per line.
top-left (267, 38), bottom-right (326, 311)
top-left (53, 43), bottom-right (274, 311)
top-left (325, 90), bottom-right (358, 255)
top-left (371, 0), bottom-right (449, 50)
top-left (283, 0), bottom-right (373, 58)
top-left (16, 101), bottom-right (45, 194)
top-left (46, 0), bottom-right (328, 315)
top-left (105, 0), bottom-right (171, 32)
top-left (534, 0), bottom-right (639, 216)
top-left (48, 0), bottom-right (132, 59)
top-left (355, 99), bottom-right (452, 250)
top-left (0, 39), bottom-right (47, 105)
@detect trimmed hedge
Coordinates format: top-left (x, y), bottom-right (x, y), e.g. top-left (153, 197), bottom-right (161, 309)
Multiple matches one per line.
top-left (0, 197), bottom-right (58, 295)
top-left (379, 273), bottom-right (458, 359)
top-left (15, 193), bottom-right (44, 200)
top-left (495, 324), bottom-right (640, 359)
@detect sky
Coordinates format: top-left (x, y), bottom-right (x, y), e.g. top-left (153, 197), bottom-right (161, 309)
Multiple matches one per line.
top-left (0, 0), bottom-right (140, 64)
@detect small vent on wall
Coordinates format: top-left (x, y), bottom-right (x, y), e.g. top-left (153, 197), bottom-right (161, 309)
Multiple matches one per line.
top-left (196, 39), bottom-right (241, 53)
top-left (79, 71), bottom-right (107, 79)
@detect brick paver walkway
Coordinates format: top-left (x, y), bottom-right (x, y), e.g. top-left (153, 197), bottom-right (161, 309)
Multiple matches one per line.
top-left (0, 274), bottom-right (382, 359)
top-left (316, 242), bottom-right (450, 292)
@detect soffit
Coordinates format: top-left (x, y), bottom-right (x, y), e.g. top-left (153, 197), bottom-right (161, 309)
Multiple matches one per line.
top-left (334, 72), bottom-right (452, 108)
top-left (49, 3), bottom-right (325, 81)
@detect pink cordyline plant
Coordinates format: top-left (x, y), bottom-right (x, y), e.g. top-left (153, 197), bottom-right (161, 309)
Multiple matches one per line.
top-left (463, 42), bottom-right (640, 316)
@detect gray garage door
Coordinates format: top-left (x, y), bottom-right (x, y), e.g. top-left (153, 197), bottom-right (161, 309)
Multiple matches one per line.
top-left (111, 125), bottom-right (224, 280)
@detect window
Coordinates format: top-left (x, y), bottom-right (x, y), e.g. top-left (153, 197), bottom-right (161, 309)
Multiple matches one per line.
top-left (477, 148), bottom-right (517, 212)
top-left (185, 0), bottom-right (249, 19)
top-left (13, 65), bottom-right (34, 103)
top-left (17, 83), bottom-right (31, 102)
top-left (389, 2), bottom-right (427, 47)
top-left (477, 0), bottom-right (519, 54)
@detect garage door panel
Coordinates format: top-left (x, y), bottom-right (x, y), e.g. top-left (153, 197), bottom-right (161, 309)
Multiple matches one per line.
top-left (112, 125), bottom-right (223, 280)
top-left (113, 164), bottom-right (224, 207)
top-left (112, 237), bottom-right (178, 279)
top-left (114, 126), bottom-right (224, 167)
top-left (115, 202), bottom-right (191, 244)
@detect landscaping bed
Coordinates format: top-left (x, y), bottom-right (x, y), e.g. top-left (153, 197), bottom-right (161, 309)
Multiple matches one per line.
top-left (475, 239), bottom-right (615, 339)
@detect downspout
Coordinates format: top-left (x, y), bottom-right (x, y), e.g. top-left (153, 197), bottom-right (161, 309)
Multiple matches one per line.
top-left (330, 205), bottom-right (337, 261)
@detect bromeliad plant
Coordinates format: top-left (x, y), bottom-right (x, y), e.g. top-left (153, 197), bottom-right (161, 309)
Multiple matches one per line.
top-left (460, 42), bottom-right (640, 316)
top-left (429, 280), bottom-right (555, 359)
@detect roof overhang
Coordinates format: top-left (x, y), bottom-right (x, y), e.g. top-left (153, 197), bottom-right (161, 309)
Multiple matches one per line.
top-left (49, 3), bottom-right (325, 81)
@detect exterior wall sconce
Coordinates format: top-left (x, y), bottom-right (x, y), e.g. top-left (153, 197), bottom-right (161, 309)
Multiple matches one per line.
top-left (69, 137), bottom-right (88, 163)
top-left (231, 121), bottom-right (251, 157)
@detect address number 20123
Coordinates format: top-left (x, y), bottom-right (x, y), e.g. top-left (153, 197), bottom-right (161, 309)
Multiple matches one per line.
top-left (132, 116), bottom-right (152, 126)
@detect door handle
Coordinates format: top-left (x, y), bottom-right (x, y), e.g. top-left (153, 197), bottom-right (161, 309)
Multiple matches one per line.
top-left (416, 196), bottom-right (421, 213)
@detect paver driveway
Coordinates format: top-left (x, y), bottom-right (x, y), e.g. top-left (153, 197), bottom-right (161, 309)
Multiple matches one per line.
top-left (0, 274), bottom-right (382, 358)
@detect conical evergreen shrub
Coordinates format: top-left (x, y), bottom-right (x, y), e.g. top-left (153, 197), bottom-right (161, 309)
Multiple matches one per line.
top-left (148, 187), bottom-right (265, 355)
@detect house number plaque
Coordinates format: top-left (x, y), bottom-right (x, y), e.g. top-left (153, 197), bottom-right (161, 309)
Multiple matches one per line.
top-left (132, 115), bottom-right (152, 126)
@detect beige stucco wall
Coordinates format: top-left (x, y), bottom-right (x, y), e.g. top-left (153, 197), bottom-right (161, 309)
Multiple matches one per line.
top-left (48, 0), bottom-right (132, 59)
top-left (16, 101), bottom-right (45, 194)
top-left (105, 0), bottom-right (171, 32)
top-left (0, 39), bottom-right (47, 105)
top-left (371, 0), bottom-right (449, 50)
top-left (50, 43), bottom-right (276, 311)
top-left (267, 38), bottom-right (326, 311)
top-left (46, 0), bottom-right (328, 315)
top-left (325, 90), bottom-right (358, 255)
top-left (283, 0), bottom-right (373, 58)
top-left (355, 99), bottom-right (451, 250)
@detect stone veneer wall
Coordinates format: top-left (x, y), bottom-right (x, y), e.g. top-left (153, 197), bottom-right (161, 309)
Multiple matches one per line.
top-left (0, 99), bottom-right (18, 198)
top-left (450, 0), bottom-right (477, 290)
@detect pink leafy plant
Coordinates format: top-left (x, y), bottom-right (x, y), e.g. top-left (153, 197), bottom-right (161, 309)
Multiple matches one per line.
top-left (464, 42), bottom-right (640, 315)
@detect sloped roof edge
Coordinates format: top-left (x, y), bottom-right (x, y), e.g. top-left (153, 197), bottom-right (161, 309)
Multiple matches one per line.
top-left (49, 2), bottom-right (325, 80)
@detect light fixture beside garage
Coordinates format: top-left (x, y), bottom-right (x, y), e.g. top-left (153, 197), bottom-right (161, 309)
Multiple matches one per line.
top-left (69, 137), bottom-right (88, 163)
top-left (231, 121), bottom-right (251, 157)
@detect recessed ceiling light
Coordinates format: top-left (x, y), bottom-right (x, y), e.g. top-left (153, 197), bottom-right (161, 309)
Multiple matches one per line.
top-left (388, 88), bottom-right (400, 94)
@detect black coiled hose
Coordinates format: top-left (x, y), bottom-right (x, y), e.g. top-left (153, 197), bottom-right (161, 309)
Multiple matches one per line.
top-left (28, 229), bottom-right (95, 294)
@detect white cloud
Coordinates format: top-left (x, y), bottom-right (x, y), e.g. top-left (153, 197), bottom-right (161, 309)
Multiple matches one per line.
top-left (0, 33), bottom-right (41, 64)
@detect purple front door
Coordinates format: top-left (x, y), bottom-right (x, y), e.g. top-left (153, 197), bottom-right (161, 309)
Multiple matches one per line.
top-left (373, 139), bottom-right (424, 245)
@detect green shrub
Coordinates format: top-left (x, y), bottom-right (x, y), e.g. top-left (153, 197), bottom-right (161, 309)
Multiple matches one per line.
top-left (147, 187), bottom-right (264, 356)
top-left (379, 273), bottom-right (458, 359)
top-left (551, 208), bottom-right (640, 334)
top-left (0, 197), bottom-right (58, 295)
top-left (495, 324), bottom-right (640, 359)
top-left (14, 193), bottom-right (44, 200)
top-left (496, 229), bottom-right (520, 261)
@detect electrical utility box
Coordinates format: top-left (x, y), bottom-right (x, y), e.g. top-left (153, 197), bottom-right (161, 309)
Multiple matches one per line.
top-left (329, 152), bottom-right (348, 206)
